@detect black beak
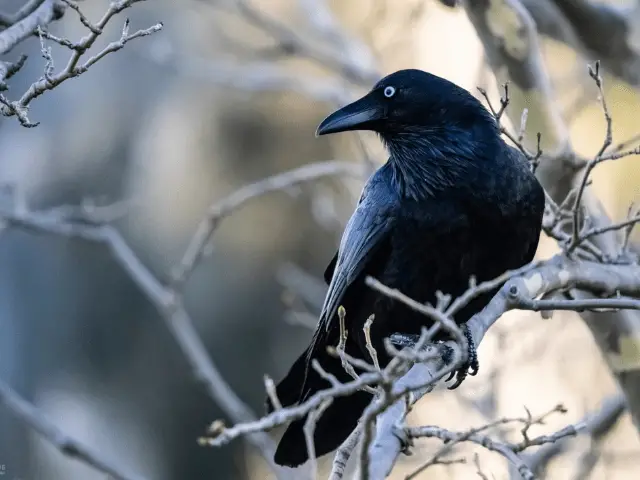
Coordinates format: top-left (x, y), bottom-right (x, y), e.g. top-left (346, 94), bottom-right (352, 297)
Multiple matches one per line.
top-left (316, 93), bottom-right (385, 136)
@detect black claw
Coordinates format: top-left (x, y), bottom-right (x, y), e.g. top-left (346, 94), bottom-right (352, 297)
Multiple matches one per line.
top-left (447, 324), bottom-right (479, 390)
top-left (448, 369), bottom-right (467, 390)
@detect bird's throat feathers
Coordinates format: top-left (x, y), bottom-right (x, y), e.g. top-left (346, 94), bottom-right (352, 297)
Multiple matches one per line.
top-left (382, 126), bottom-right (498, 201)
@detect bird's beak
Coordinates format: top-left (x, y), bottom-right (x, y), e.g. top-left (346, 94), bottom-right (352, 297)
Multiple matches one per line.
top-left (316, 93), bottom-right (385, 136)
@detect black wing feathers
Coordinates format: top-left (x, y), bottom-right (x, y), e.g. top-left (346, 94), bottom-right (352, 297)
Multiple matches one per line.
top-left (307, 177), bottom-right (397, 359)
top-left (323, 253), bottom-right (337, 285)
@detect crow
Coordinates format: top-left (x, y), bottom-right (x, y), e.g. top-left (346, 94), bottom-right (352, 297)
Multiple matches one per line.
top-left (268, 69), bottom-right (545, 467)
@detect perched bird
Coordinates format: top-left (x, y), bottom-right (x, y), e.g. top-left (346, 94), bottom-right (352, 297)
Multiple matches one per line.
top-left (268, 69), bottom-right (545, 467)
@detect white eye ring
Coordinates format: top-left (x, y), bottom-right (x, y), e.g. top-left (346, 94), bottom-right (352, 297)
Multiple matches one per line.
top-left (383, 86), bottom-right (396, 98)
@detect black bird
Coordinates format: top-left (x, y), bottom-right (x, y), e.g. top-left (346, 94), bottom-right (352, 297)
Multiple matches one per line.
top-left (268, 69), bottom-right (545, 467)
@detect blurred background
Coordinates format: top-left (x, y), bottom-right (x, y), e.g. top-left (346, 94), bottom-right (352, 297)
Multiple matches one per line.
top-left (0, 0), bottom-right (639, 479)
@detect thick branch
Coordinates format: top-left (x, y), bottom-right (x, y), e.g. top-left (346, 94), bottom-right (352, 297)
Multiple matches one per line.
top-left (364, 255), bottom-right (640, 479)
top-left (0, 0), bottom-right (63, 55)
top-left (0, 0), bottom-right (48, 28)
top-left (522, 0), bottom-right (640, 87)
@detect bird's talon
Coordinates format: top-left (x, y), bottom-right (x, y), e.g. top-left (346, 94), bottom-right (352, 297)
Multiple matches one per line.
top-left (447, 369), bottom-right (467, 390)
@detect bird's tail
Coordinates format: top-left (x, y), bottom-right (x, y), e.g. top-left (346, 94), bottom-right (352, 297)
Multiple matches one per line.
top-left (267, 345), bottom-right (373, 467)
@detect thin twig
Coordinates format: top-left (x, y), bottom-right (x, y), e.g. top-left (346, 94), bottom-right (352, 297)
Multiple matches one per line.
top-left (304, 399), bottom-right (333, 480)
top-left (569, 61), bottom-right (612, 252)
top-left (1, 0), bottom-right (162, 126)
top-left (171, 160), bottom-right (366, 289)
top-left (336, 306), bottom-right (363, 383)
top-left (363, 314), bottom-right (380, 370)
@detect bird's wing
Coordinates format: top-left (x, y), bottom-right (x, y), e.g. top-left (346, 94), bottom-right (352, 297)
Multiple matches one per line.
top-left (323, 252), bottom-right (338, 285)
top-left (309, 181), bottom-right (396, 357)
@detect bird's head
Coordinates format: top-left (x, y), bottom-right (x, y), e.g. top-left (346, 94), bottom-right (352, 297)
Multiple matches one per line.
top-left (316, 69), bottom-right (497, 148)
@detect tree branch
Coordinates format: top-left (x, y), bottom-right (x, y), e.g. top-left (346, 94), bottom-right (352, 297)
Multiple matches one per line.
top-left (0, 378), bottom-right (142, 480)
top-left (522, 0), bottom-right (640, 88)
top-left (0, 0), bottom-right (162, 127)
top-left (522, 394), bottom-right (626, 477)
top-left (0, 159), bottom-right (365, 479)
top-left (0, 0), bottom-right (63, 55)
top-left (171, 160), bottom-right (366, 289)
top-left (462, 0), bottom-right (640, 440)
top-left (363, 254), bottom-right (640, 479)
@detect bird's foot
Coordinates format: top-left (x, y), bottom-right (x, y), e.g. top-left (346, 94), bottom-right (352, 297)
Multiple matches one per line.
top-left (389, 333), bottom-right (421, 349)
top-left (388, 329), bottom-right (479, 390)
top-left (446, 324), bottom-right (479, 390)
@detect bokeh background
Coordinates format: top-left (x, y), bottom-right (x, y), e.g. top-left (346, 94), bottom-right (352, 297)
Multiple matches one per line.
top-left (0, 0), bottom-right (639, 479)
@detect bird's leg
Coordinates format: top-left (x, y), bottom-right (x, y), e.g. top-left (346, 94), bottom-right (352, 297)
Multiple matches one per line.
top-left (447, 324), bottom-right (479, 390)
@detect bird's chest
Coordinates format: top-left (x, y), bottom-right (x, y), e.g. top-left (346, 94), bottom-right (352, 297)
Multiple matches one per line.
top-left (377, 203), bottom-right (519, 313)
top-left (384, 215), bottom-right (478, 294)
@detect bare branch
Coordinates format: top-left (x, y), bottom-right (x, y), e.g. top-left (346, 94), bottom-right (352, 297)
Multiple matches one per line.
top-left (329, 427), bottom-right (361, 480)
top-left (336, 306), bottom-right (367, 385)
top-left (0, 0), bottom-right (63, 55)
top-left (0, 378), bottom-right (142, 480)
top-left (568, 61), bottom-right (612, 253)
top-left (363, 315), bottom-right (380, 370)
top-left (304, 398), bottom-right (333, 480)
top-left (230, 0), bottom-right (377, 84)
top-left (365, 277), bottom-right (465, 346)
top-left (521, 0), bottom-right (640, 88)
top-left (0, 201), bottom-right (294, 479)
top-left (363, 254), bottom-right (640, 479)
top-left (524, 395), bottom-right (626, 476)
top-left (264, 375), bottom-right (282, 411)
top-left (61, 0), bottom-right (101, 34)
top-left (0, 0), bottom-right (162, 127)
top-left (202, 370), bottom-right (383, 447)
top-left (0, 55), bottom-right (27, 89)
top-left (406, 415), bottom-right (583, 480)
top-left (0, 0), bottom-right (50, 28)
top-left (462, 0), bottom-right (640, 442)
top-left (171, 160), bottom-right (366, 289)
top-left (408, 404), bottom-right (569, 478)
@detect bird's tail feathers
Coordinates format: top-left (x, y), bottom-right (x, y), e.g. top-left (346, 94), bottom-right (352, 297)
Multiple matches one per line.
top-left (274, 388), bottom-right (371, 467)
top-left (273, 345), bottom-right (372, 467)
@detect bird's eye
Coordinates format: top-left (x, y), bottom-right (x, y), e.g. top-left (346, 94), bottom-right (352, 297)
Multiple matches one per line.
top-left (383, 86), bottom-right (396, 98)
